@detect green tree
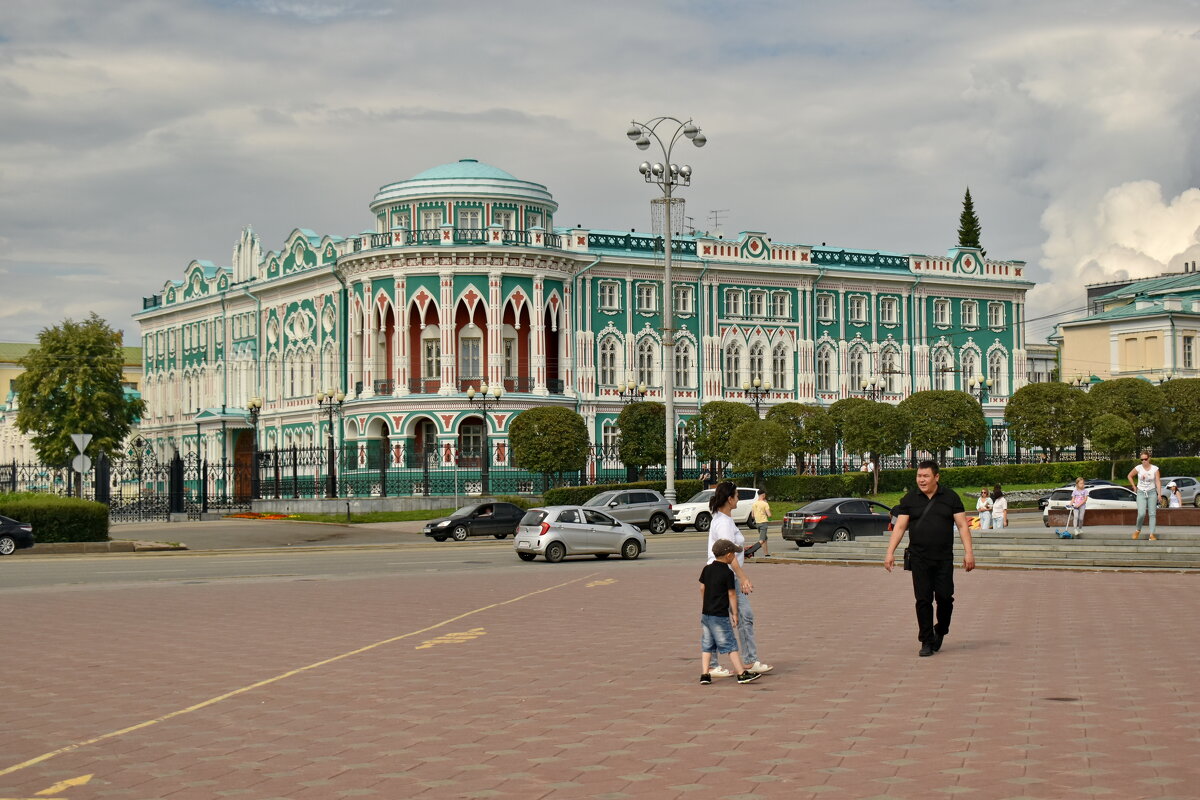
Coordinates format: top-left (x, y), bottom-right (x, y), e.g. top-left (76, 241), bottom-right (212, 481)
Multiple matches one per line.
top-left (729, 419), bottom-right (791, 488)
top-left (1004, 382), bottom-right (1092, 462)
top-left (14, 313), bottom-right (144, 466)
top-left (766, 402), bottom-right (835, 474)
top-left (1089, 413), bottom-right (1137, 478)
top-left (684, 401), bottom-right (757, 477)
top-left (1158, 378), bottom-right (1200, 454)
top-left (899, 390), bottom-right (986, 458)
top-left (1087, 378), bottom-right (1166, 449)
top-left (508, 407), bottom-right (590, 482)
top-left (957, 187), bottom-right (985, 258)
top-left (837, 400), bottom-right (910, 494)
top-left (615, 401), bottom-right (666, 480)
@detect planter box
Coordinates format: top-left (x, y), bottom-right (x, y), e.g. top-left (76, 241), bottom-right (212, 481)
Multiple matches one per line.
top-left (1046, 507), bottom-right (1200, 526)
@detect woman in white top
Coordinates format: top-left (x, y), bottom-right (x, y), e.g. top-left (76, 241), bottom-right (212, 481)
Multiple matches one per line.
top-left (1167, 481), bottom-right (1183, 508)
top-left (975, 488), bottom-right (993, 530)
top-left (1128, 451), bottom-right (1163, 540)
top-left (989, 485), bottom-right (1008, 529)
top-left (705, 481), bottom-right (772, 676)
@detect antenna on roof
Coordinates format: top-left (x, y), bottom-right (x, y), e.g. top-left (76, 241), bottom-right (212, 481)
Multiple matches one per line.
top-left (708, 209), bottom-right (729, 238)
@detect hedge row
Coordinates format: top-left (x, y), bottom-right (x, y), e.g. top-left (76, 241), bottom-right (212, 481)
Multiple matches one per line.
top-left (873, 457), bottom-right (1200, 495)
top-left (0, 493), bottom-right (109, 543)
top-left (543, 480), bottom-right (706, 507)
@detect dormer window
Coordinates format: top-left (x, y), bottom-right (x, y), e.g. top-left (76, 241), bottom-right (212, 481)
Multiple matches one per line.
top-left (494, 210), bottom-right (515, 230)
top-left (527, 212), bottom-right (543, 229)
top-left (420, 209), bottom-right (443, 231)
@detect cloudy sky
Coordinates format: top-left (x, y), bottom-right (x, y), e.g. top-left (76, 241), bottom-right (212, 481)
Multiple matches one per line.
top-left (2, 0), bottom-right (1198, 346)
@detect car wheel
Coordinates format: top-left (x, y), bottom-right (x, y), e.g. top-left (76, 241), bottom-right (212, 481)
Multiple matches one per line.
top-left (832, 527), bottom-right (853, 542)
top-left (0, 536), bottom-right (14, 556)
top-left (432, 535), bottom-right (447, 542)
top-left (620, 539), bottom-right (641, 560)
top-left (648, 513), bottom-right (669, 535)
top-left (517, 552), bottom-right (536, 561)
top-left (1195, 495), bottom-right (1199, 508)
top-left (594, 553), bottom-right (611, 559)
top-left (452, 526), bottom-right (469, 541)
top-left (545, 542), bottom-right (566, 563)
top-left (494, 533), bottom-right (508, 539)
top-left (695, 513), bottom-right (711, 532)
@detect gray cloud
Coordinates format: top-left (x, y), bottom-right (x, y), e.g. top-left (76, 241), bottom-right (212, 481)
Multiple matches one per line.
top-left (0, 0), bottom-right (1198, 344)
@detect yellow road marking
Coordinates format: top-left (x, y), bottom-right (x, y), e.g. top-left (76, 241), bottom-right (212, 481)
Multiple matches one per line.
top-left (414, 627), bottom-right (486, 649)
top-left (36, 774), bottom-right (92, 795)
top-left (586, 578), bottom-right (616, 587)
top-left (0, 575), bottom-right (594, 780)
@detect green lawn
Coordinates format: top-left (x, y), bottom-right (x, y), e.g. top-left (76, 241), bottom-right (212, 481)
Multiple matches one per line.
top-left (767, 481), bottom-right (1065, 520)
top-left (281, 508), bottom-right (457, 524)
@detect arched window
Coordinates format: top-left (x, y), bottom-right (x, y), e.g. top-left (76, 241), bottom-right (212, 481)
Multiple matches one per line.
top-left (849, 348), bottom-right (866, 391)
top-left (599, 338), bottom-right (618, 386)
top-left (636, 338), bottom-right (656, 386)
top-left (674, 340), bottom-right (693, 389)
top-left (458, 330), bottom-right (483, 380)
top-left (961, 350), bottom-right (978, 389)
top-left (724, 342), bottom-right (742, 387)
top-left (601, 422), bottom-right (620, 465)
top-left (816, 346), bottom-right (833, 392)
top-left (933, 349), bottom-right (952, 390)
top-left (266, 353), bottom-right (279, 401)
top-left (989, 351), bottom-right (1007, 395)
top-left (881, 349), bottom-right (900, 394)
top-left (748, 343), bottom-right (765, 382)
top-left (772, 343), bottom-right (789, 390)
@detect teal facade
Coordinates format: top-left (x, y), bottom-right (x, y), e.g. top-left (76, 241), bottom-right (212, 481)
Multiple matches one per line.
top-left (135, 159), bottom-right (1032, 470)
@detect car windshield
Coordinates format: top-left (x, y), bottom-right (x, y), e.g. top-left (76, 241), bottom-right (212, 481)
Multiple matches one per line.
top-left (584, 493), bottom-right (616, 507)
top-left (685, 490), bottom-right (714, 504)
top-left (520, 510), bottom-right (547, 525)
top-left (452, 504), bottom-right (482, 517)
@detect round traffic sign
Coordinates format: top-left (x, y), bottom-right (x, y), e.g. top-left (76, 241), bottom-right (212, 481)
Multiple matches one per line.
top-left (72, 454), bottom-right (92, 473)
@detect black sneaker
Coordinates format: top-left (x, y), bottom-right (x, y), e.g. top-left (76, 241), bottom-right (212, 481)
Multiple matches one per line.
top-left (931, 631), bottom-right (945, 652)
top-left (919, 643), bottom-right (935, 657)
top-left (700, 673), bottom-right (712, 685)
top-left (737, 670), bottom-right (762, 684)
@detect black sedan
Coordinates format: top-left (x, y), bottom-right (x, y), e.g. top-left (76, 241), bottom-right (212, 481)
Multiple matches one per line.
top-left (0, 514), bottom-right (35, 556)
top-left (781, 498), bottom-right (893, 546)
top-left (423, 502), bottom-right (526, 541)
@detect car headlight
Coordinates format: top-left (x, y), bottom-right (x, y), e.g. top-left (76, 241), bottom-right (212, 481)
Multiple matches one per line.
top-left (436, 520), bottom-right (451, 528)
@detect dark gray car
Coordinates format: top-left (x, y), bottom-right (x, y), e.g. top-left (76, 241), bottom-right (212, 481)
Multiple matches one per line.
top-left (583, 489), bottom-right (673, 534)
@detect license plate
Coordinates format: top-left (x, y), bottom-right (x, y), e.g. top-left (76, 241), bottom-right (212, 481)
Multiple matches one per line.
top-left (517, 541), bottom-right (530, 548)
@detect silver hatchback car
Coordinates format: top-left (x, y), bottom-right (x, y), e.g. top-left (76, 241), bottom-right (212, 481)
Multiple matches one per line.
top-left (583, 489), bottom-right (673, 534)
top-left (514, 506), bottom-right (646, 563)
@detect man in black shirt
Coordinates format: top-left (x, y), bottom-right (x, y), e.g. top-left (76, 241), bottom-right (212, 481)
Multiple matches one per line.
top-left (884, 460), bottom-right (976, 657)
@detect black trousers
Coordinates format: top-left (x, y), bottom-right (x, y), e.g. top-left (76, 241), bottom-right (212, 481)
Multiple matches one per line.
top-left (910, 554), bottom-right (954, 643)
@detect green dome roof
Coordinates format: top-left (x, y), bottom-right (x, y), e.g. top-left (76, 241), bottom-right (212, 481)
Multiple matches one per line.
top-left (409, 159), bottom-right (519, 182)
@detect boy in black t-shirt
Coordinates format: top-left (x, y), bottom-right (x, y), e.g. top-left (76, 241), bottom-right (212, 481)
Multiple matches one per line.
top-left (699, 539), bottom-right (763, 685)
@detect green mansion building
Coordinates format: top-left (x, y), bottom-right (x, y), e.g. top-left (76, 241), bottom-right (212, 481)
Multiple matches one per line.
top-left (135, 159), bottom-right (1032, 483)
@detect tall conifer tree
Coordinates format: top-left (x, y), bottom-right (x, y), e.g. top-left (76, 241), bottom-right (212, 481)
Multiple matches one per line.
top-left (957, 187), bottom-right (985, 257)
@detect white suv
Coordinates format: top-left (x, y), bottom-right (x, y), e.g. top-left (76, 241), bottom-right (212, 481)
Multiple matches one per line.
top-left (672, 486), bottom-right (758, 532)
top-left (1042, 484), bottom-right (1137, 527)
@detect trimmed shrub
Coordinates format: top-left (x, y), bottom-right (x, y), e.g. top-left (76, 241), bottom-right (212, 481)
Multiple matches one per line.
top-left (764, 473), bottom-right (871, 502)
top-left (494, 495), bottom-right (542, 510)
top-left (0, 493), bottom-right (109, 543)
top-left (543, 480), bottom-right (704, 507)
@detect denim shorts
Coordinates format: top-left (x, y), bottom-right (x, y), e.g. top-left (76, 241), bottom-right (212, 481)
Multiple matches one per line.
top-left (701, 613), bottom-right (738, 655)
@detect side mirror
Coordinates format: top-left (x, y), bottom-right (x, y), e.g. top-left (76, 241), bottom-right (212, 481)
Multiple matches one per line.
top-left (609, 501), bottom-right (619, 508)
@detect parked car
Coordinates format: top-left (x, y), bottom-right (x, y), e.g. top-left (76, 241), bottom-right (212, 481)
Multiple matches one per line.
top-left (583, 489), bottom-right (673, 534)
top-left (1037, 479), bottom-right (1115, 510)
top-left (781, 497), bottom-right (893, 545)
top-left (0, 514), bottom-right (35, 556)
top-left (1160, 476), bottom-right (1200, 506)
top-left (513, 506), bottom-right (646, 562)
top-left (671, 486), bottom-right (758, 531)
top-left (423, 502), bottom-right (526, 541)
top-left (1041, 484), bottom-right (1137, 526)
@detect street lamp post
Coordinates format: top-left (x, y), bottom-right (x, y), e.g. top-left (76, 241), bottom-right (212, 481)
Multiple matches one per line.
top-left (860, 378), bottom-right (883, 401)
top-left (316, 388), bottom-right (345, 499)
top-left (626, 116), bottom-right (707, 503)
top-left (1070, 375), bottom-right (1090, 461)
top-left (467, 382), bottom-right (503, 495)
top-left (619, 376), bottom-right (648, 405)
top-left (968, 375), bottom-right (992, 465)
top-left (742, 377), bottom-right (772, 414)
top-left (247, 397), bottom-right (262, 500)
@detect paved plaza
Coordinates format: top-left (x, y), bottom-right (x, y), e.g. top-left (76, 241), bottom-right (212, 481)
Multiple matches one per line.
top-left (2, 551), bottom-right (1198, 800)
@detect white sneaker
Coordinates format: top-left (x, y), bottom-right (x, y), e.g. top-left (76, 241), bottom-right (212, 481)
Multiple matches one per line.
top-left (708, 665), bottom-right (733, 678)
top-left (747, 661), bottom-right (774, 674)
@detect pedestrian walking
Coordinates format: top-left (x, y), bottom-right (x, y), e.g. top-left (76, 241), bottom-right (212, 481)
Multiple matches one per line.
top-left (883, 460), bottom-right (976, 657)
top-left (699, 464), bottom-right (713, 489)
top-left (751, 488), bottom-right (771, 557)
top-left (1128, 451), bottom-right (1162, 540)
top-left (989, 485), bottom-right (1007, 529)
top-left (705, 481), bottom-right (773, 676)
top-left (698, 538), bottom-right (763, 685)
top-left (975, 488), bottom-right (993, 531)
